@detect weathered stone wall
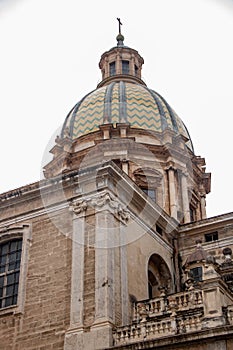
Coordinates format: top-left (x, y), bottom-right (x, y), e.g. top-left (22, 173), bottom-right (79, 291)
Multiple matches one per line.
top-left (0, 209), bottom-right (72, 350)
top-left (127, 228), bottom-right (174, 303)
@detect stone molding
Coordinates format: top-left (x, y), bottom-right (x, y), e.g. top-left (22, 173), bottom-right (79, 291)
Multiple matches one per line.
top-left (70, 192), bottom-right (130, 225)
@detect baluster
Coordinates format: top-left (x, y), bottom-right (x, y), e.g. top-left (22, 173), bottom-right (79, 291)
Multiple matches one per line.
top-left (130, 326), bottom-right (134, 340)
top-left (154, 322), bottom-right (159, 335)
top-left (152, 301), bottom-right (156, 314)
top-left (136, 324), bottom-right (141, 339)
top-left (157, 322), bottom-right (161, 334)
top-left (151, 323), bottom-right (156, 335)
top-left (185, 317), bottom-right (191, 332)
top-left (160, 297), bottom-right (165, 312)
top-left (190, 316), bottom-right (196, 331)
top-left (196, 314), bottom-right (201, 330)
top-left (157, 300), bottom-right (161, 312)
top-left (113, 331), bottom-right (117, 345)
top-left (164, 321), bottom-right (169, 333)
top-left (120, 329), bottom-right (124, 343)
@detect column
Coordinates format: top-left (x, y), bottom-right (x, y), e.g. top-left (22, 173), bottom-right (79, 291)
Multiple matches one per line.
top-left (129, 54), bottom-right (135, 76)
top-left (116, 53), bottom-right (121, 75)
top-left (120, 224), bottom-right (129, 325)
top-left (181, 172), bottom-right (191, 223)
top-left (167, 166), bottom-right (178, 220)
top-left (200, 194), bottom-right (207, 219)
top-left (94, 209), bottom-right (114, 324)
top-left (69, 201), bottom-right (86, 328)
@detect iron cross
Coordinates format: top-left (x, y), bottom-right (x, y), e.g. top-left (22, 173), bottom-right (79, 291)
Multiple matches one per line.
top-left (117, 18), bottom-right (122, 34)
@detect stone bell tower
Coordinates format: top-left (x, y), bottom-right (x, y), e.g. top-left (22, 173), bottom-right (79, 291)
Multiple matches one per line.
top-left (43, 20), bottom-right (212, 349)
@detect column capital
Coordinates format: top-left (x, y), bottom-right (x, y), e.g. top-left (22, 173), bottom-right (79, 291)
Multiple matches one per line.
top-left (165, 161), bottom-right (176, 171)
top-left (91, 192), bottom-right (130, 225)
top-left (69, 199), bottom-right (87, 216)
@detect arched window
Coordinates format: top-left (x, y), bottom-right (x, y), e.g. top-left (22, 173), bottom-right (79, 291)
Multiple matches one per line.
top-left (0, 239), bottom-right (22, 308)
top-left (148, 254), bottom-right (172, 299)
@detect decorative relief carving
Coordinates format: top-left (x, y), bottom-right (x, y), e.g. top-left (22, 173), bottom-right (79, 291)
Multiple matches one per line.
top-left (70, 193), bottom-right (130, 224)
top-left (70, 200), bottom-right (87, 215)
top-left (91, 193), bottom-right (130, 224)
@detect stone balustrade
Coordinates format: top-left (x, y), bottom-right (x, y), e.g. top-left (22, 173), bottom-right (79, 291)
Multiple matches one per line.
top-left (171, 289), bottom-right (203, 311)
top-left (113, 284), bottom-right (233, 347)
top-left (133, 289), bottom-right (203, 322)
top-left (113, 312), bottom-right (203, 346)
top-left (113, 290), bottom-right (204, 346)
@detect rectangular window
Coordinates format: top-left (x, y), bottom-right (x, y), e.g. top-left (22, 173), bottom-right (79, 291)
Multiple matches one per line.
top-left (135, 65), bottom-right (139, 76)
top-left (205, 232), bottom-right (218, 242)
top-left (142, 188), bottom-right (156, 202)
top-left (122, 60), bottom-right (129, 74)
top-left (190, 267), bottom-right (202, 282)
top-left (0, 239), bottom-right (22, 309)
top-left (109, 62), bottom-right (116, 76)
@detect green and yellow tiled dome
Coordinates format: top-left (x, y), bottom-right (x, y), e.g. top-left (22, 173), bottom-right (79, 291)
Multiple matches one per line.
top-left (61, 82), bottom-right (193, 151)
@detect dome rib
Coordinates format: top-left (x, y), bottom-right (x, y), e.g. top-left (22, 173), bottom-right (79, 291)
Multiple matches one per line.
top-left (155, 92), bottom-right (179, 133)
top-left (61, 89), bottom-right (95, 138)
top-left (146, 88), bottom-right (168, 131)
top-left (119, 82), bottom-right (127, 123)
top-left (103, 82), bottom-right (115, 123)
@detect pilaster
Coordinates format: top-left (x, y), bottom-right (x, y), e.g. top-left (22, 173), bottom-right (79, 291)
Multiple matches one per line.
top-left (166, 163), bottom-right (178, 220)
top-left (180, 171), bottom-right (191, 223)
top-left (69, 200), bottom-right (87, 328)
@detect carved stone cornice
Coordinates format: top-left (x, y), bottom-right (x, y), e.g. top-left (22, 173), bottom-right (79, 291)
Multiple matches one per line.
top-left (70, 193), bottom-right (130, 224)
top-left (91, 193), bottom-right (130, 224)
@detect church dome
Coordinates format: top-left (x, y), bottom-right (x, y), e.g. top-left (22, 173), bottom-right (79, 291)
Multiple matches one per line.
top-left (61, 81), bottom-right (194, 151)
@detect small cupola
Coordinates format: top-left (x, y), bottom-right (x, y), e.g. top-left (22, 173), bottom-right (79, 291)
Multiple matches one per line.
top-left (97, 19), bottom-right (146, 88)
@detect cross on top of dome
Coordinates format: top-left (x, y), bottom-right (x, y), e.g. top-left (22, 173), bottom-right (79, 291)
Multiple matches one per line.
top-left (116, 18), bottom-right (124, 46)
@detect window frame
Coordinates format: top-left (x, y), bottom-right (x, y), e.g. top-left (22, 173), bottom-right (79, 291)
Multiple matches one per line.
top-left (122, 60), bottom-right (130, 74)
top-left (0, 224), bottom-right (31, 315)
top-left (141, 187), bottom-right (156, 202)
top-left (190, 266), bottom-right (202, 283)
top-left (205, 232), bottom-right (218, 242)
top-left (0, 239), bottom-right (22, 308)
top-left (109, 61), bottom-right (116, 76)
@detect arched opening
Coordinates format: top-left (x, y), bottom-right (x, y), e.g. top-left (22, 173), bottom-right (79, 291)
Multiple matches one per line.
top-left (148, 254), bottom-right (172, 299)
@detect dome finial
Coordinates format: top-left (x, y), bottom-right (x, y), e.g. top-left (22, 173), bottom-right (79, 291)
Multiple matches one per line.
top-left (116, 17), bottom-right (124, 46)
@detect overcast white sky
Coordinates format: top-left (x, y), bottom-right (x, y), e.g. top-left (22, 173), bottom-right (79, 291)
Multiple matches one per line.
top-left (0, 0), bottom-right (233, 218)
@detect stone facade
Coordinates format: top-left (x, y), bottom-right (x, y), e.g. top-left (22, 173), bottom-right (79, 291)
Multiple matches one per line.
top-left (0, 31), bottom-right (232, 350)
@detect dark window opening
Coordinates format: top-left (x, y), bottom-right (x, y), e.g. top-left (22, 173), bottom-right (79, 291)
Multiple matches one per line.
top-left (110, 62), bottom-right (116, 76)
top-left (205, 232), bottom-right (218, 242)
top-left (135, 65), bottom-right (139, 77)
top-left (156, 224), bottom-right (163, 236)
top-left (190, 267), bottom-right (202, 283)
top-left (190, 206), bottom-right (195, 222)
top-left (122, 60), bottom-right (129, 74)
top-left (112, 159), bottom-right (121, 169)
top-left (0, 239), bottom-right (22, 308)
top-left (142, 188), bottom-right (156, 202)
top-left (148, 282), bottom-right (153, 299)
